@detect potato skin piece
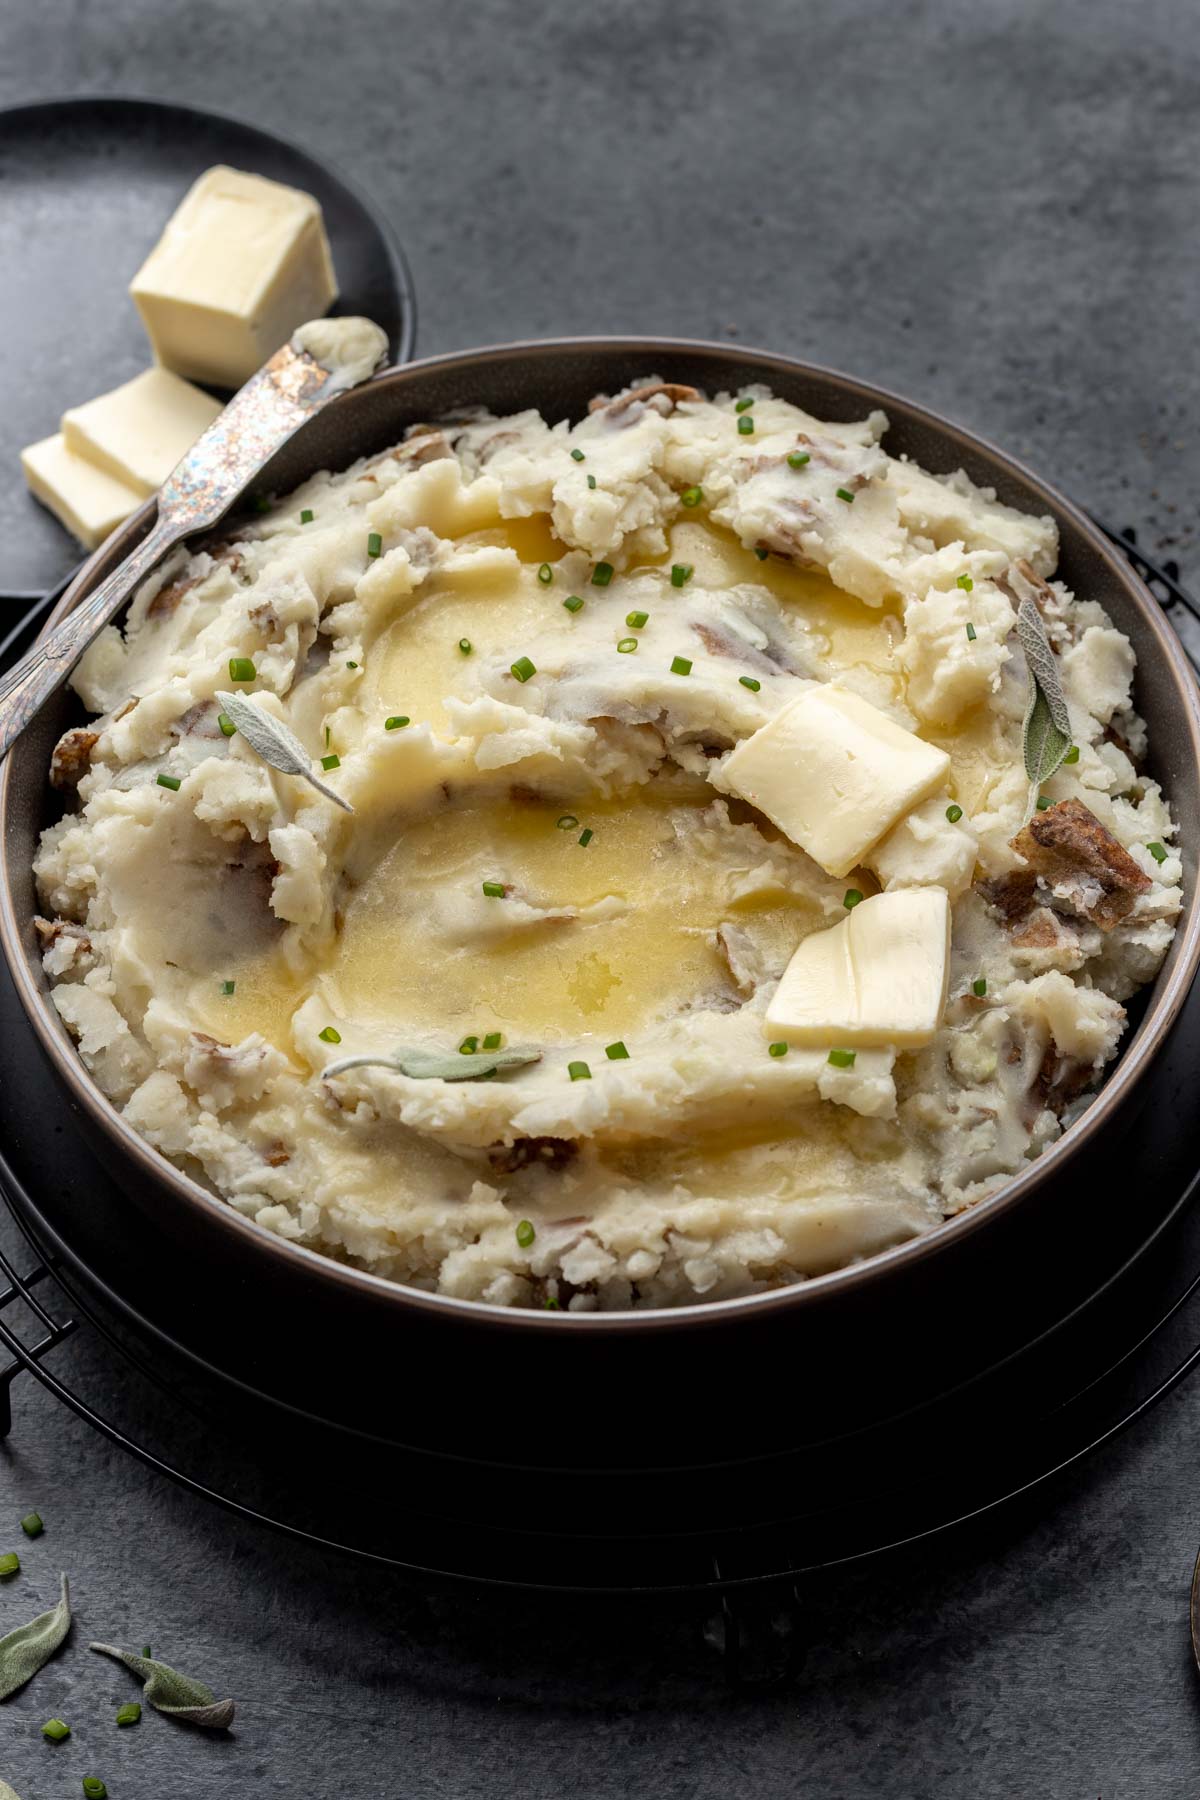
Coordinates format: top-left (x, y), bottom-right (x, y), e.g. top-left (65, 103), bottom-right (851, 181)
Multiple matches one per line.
top-left (1010, 797), bottom-right (1151, 931)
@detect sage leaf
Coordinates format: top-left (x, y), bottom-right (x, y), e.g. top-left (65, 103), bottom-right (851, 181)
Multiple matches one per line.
top-left (216, 690), bottom-right (353, 814)
top-left (0, 1780), bottom-right (22, 1800)
top-left (324, 1045), bottom-right (541, 1082)
top-left (0, 1573), bottom-right (70, 1701)
top-left (1016, 597), bottom-right (1072, 784)
top-left (89, 1642), bottom-right (234, 1730)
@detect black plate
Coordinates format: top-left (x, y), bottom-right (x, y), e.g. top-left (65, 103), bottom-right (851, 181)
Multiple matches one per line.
top-left (0, 94), bottom-right (417, 598)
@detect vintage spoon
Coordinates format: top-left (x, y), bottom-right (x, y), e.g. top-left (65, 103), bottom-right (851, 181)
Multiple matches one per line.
top-left (0, 316), bottom-right (389, 762)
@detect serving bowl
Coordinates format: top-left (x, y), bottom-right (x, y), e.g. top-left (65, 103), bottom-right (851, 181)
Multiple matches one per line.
top-left (3, 337), bottom-right (1199, 1466)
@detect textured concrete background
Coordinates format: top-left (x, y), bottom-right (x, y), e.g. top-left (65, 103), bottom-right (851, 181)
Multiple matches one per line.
top-left (2, 0), bottom-right (1200, 1793)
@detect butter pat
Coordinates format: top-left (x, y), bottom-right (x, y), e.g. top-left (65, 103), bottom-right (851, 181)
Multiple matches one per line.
top-left (21, 433), bottom-right (142, 549)
top-left (767, 888), bottom-right (951, 1048)
top-left (717, 684), bottom-right (950, 878)
top-left (62, 367), bottom-right (222, 497)
top-left (130, 165), bottom-right (339, 388)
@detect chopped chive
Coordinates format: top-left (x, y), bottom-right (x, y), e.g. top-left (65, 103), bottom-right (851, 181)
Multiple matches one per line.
top-left (20, 1512), bottom-right (43, 1537)
top-left (965, 622), bottom-right (977, 641)
top-left (228, 656), bottom-right (256, 682)
top-left (670, 655), bottom-right (692, 676)
top-left (787, 450), bottom-right (811, 469)
top-left (670, 563), bottom-right (694, 588)
top-left (0, 1552), bottom-right (18, 1577)
top-left (1036, 795), bottom-right (1052, 811)
top-left (510, 656), bottom-right (537, 682)
top-left (556, 814), bottom-right (579, 830)
top-left (318, 1026), bottom-right (341, 1044)
top-left (544, 1297), bottom-right (560, 1310)
top-left (563, 594), bottom-right (585, 613)
top-left (325, 725), bottom-right (332, 748)
top-left (587, 474), bottom-right (597, 490)
top-left (220, 979), bottom-right (235, 996)
top-left (605, 1041), bottom-right (629, 1060)
top-left (827, 1048), bottom-right (856, 1068)
top-left (459, 1036), bottom-right (479, 1055)
top-left (1148, 841), bottom-right (1168, 864)
top-left (367, 531), bottom-right (383, 558)
top-left (142, 1647), bottom-right (151, 1660)
top-left (116, 1703), bottom-right (141, 1726)
top-left (41, 1719), bottom-right (70, 1742)
top-left (739, 675), bottom-right (761, 692)
top-left (217, 711), bottom-right (236, 737)
top-left (754, 546), bottom-right (769, 560)
top-left (735, 396), bottom-right (754, 413)
top-left (591, 562), bottom-right (614, 587)
top-left (320, 753), bottom-right (340, 771)
top-left (625, 610), bottom-right (649, 628)
top-left (156, 773), bottom-right (181, 791)
top-left (482, 1032), bottom-right (503, 1050)
top-left (578, 828), bottom-right (594, 846)
top-left (946, 803), bottom-right (964, 823)
top-left (570, 447), bottom-right (585, 462)
top-left (972, 977), bottom-right (987, 997)
top-left (83, 1781), bottom-right (108, 1799)
top-left (835, 486), bottom-right (856, 503)
top-left (681, 485), bottom-right (704, 507)
top-left (1064, 745), bottom-right (1080, 764)
top-left (537, 562), bottom-right (553, 584)
top-left (346, 660), bottom-right (358, 669)
top-left (516, 1219), bottom-right (535, 1248)
top-left (482, 880), bottom-right (506, 898)
top-left (252, 495), bottom-right (271, 514)
top-left (385, 715), bottom-right (410, 730)
top-left (737, 416), bottom-right (755, 436)
top-left (843, 888), bottom-right (864, 909)
top-left (768, 1042), bottom-right (788, 1058)
top-left (617, 637), bottom-right (638, 654)
top-left (568, 1060), bottom-right (592, 1081)
top-left (957, 573), bottom-right (974, 591)
top-left (300, 508), bottom-right (314, 524)
top-left (458, 638), bottom-right (472, 654)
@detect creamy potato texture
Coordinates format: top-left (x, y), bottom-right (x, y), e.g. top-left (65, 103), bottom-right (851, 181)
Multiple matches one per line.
top-left (35, 380), bottom-right (1184, 1308)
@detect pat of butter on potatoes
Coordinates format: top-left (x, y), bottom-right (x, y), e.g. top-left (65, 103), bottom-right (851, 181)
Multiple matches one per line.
top-left (717, 684), bottom-right (951, 878)
top-left (767, 888), bottom-right (952, 1049)
top-left (130, 165), bottom-right (339, 388)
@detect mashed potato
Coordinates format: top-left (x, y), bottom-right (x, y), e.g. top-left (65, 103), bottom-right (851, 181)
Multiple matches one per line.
top-left (34, 378), bottom-right (1183, 1308)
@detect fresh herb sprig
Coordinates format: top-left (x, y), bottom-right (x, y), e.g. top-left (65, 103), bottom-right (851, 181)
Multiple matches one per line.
top-left (89, 1643), bottom-right (234, 1731)
top-left (1016, 598), bottom-right (1072, 803)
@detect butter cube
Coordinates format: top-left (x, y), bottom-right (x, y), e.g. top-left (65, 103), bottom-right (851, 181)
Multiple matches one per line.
top-left (766, 888), bottom-right (951, 1049)
top-left (717, 684), bottom-right (950, 878)
top-left (21, 433), bottom-right (142, 550)
top-left (130, 165), bottom-right (339, 388)
top-left (62, 367), bottom-right (222, 497)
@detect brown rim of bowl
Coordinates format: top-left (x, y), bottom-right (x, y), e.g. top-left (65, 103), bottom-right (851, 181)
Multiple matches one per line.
top-left (3, 333), bottom-right (1199, 1336)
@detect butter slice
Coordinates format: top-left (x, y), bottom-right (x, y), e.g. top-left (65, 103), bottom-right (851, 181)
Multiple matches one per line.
top-left (130, 165), bottom-right (339, 388)
top-left (62, 367), bottom-right (222, 497)
top-left (717, 684), bottom-right (950, 878)
top-left (21, 433), bottom-right (142, 550)
top-left (766, 888), bottom-right (951, 1048)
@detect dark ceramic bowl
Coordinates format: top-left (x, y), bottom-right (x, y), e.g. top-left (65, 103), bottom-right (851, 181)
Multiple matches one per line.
top-left (2, 339), bottom-right (1198, 1461)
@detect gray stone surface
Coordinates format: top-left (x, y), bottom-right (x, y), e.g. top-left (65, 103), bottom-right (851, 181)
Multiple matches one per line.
top-left (1, 0), bottom-right (1200, 1792)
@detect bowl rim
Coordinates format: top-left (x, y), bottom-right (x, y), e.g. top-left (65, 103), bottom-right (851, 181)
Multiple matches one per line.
top-left (3, 331), bottom-right (1199, 1336)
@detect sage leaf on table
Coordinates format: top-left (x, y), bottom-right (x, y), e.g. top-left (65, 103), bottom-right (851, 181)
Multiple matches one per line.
top-left (216, 690), bottom-right (353, 814)
top-left (0, 1777), bottom-right (24, 1799)
top-left (324, 1045), bottom-right (542, 1082)
top-left (0, 1573), bottom-right (70, 1701)
top-left (1016, 597), bottom-right (1072, 787)
top-left (89, 1642), bottom-right (234, 1730)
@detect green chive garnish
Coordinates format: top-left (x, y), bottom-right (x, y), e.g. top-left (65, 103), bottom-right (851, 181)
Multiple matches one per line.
top-left (835, 486), bottom-right (856, 503)
top-left (957, 574), bottom-right (974, 591)
top-left (591, 562), bottom-right (614, 587)
top-left (367, 531), bottom-right (383, 558)
top-left (965, 623), bottom-right (977, 642)
top-left (217, 711), bottom-right (236, 737)
top-left (41, 1719), bottom-right (70, 1742)
top-left (670, 655), bottom-right (692, 676)
top-left (768, 1042), bottom-right (788, 1058)
top-left (556, 814), bottom-right (579, 830)
top-left (459, 1036), bottom-right (479, 1055)
top-left (570, 448), bottom-right (585, 462)
top-left (1064, 745), bottom-right (1080, 764)
top-left (617, 637), bottom-right (638, 654)
top-left (482, 880), bottom-right (506, 898)
top-left (787, 450), bottom-right (811, 469)
top-left (563, 594), bottom-right (584, 613)
top-left (116, 1703), bottom-right (141, 1726)
top-left (568, 1061), bottom-right (592, 1081)
top-left (946, 803), bottom-right (963, 823)
top-left (754, 547), bottom-right (769, 560)
top-left (1148, 841), bottom-right (1168, 864)
top-left (459, 638), bottom-right (472, 654)
top-left (544, 1297), bottom-right (560, 1310)
top-left (510, 656), bottom-right (537, 682)
top-left (142, 1647), bottom-right (151, 1660)
top-left (972, 977), bottom-right (987, 997)
top-left (626, 610), bottom-right (649, 628)
top-left (587, 474), bottom-right (597, 490)
top-left (318, 1026), bottom-right (341, 1044)
top-left (156, 774), bottom-right (181, 791)
top-left (735, 396), bottom-right (754, 413)
top-left (739, 675), bottom-right (761, 692)
top-left (578, 828), bottom-right (594, 846)
top-left (670, 563), bottom-right (694, 588)
top-left (1036, 796), bottom-right (1052, 811)
top-left (300, 508), bottom-right (314, 524)
top-left (537, 562), bottom-right (553, 584)
top-left (346, 661), bottom-right (358, 670)
top-left (0, 1552), bottom-right (19, 1577)
top-left (681, 486), bottom-right (704, 507)
top-left (516, 1219), bottom-right (535, 1248)
top-left (605, 1041), bottom-right (629, 1060)
top-left (737, 416), bottom-right (754, 436)
top-left (385, 715), bottom-right (410, 730)
top-left (220, 980), bottom-right (235, 996)
top-left (482, 1032), bottom-right (503, 1050)
top-left (320, 753), bottom-right (340, 771)
top-left (83, 1781), bottom-right (108, 1799)
top-left (827, 1048), bottom-right (856, 1068)
top-left (843, 888), bottom-right (863, 909)
top-left (228, 656), bottom-right (255, 682)
top-left (20, 1512), bottom-right (43, 1537)
top-left (252, 495), bottom-right (271, 514)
